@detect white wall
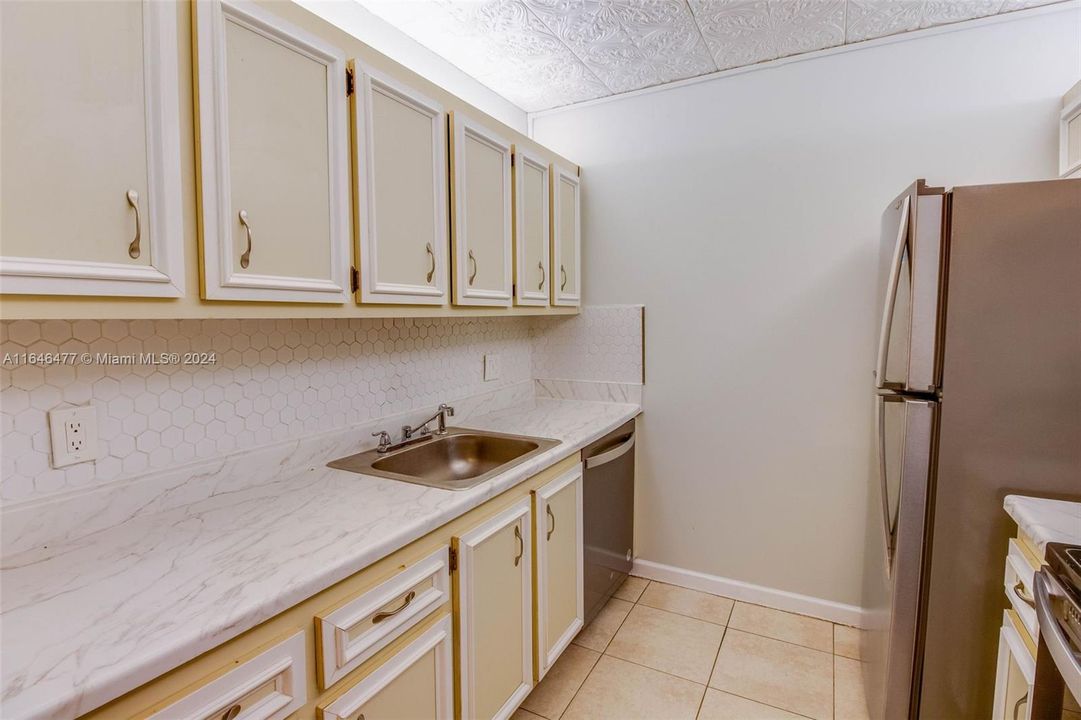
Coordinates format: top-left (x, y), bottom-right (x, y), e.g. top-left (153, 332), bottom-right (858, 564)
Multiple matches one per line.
top-left (296, 0), bottom-right (528, 133)
top-left (532, 7), bottom-right (1080, 608)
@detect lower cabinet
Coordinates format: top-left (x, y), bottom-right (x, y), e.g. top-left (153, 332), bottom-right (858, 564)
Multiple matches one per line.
top-left (533, 467), bottom-right (584, 680)
top-left (319, 615), bottom-right (454, 720)
top-left (73, 455), bottom-right (589, 720)
top-left (455, 497), bottom-right (534, 720)
top-left (148, 631), bottom-right (307, 720)
top-left (993, 611), bottom-right (1034, 720)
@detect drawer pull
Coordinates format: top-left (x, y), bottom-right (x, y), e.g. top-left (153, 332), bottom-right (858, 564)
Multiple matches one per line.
top-left (238, 210), bottom-right (253, 269)
top-left (1013, 580), bottom-right (1035, 609)
top-left (126, 190), bottom-right (141, 259)
top-left (1013, 693), bottom-right (1028, 720)
top-left (425, 243), bottom-right (436, 283)
top-left (221, 704), bottom-right (242, 720)
top-left (547, 505), bottom-right (555, 541)
top-left (468, 249), bottom-right (477, 285)
top-left (537, 261), bottom-right (545, 290)
top-left (514, 525), bottom-right (523, 567)
top-left (372, 590), bottom-right (415, 624)
top-left (560, 264), bottom-right (567, 291)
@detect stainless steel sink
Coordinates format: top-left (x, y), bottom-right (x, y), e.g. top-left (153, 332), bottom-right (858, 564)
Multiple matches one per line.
top-left (328, 427), bottom-right (560, 490)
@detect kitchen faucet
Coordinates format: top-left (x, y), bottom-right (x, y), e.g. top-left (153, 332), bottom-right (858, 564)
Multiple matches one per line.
top-left (404, 403), bottom-right (455, 438)
top-left (371, 403), bottom-right (455, 454)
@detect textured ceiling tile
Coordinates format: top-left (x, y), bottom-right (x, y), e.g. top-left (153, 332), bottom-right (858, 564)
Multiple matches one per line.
top-left (920, 0), bottom-right (1008, 27)
top-left (353, 0), bottom-right (1065, 111)
top-left (611, 1), bottom-right (718, 83)
top-left (999, 0), bottom-right (1065, 9)
top-left (845, 0), bottom-right (923, 42)
top-left (689, 0), bottom-right (846, 70)
top-left (521, 0), bottom-right (661, 93)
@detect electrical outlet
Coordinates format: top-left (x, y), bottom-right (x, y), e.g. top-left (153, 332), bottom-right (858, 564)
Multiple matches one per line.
top-left (48, 405), bottom-right (99, 468)
top-left (483, 353), bottom-right (501, 382)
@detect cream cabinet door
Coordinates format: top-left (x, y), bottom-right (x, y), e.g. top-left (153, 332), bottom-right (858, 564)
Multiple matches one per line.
top-left (450, 112), bottom-right (513, 307)
top-left (0, 0), bottom-right (184, 297)
top-left (456, 498), bottom-right (533, 720)
top-left (194, 0), bottom-right (351, 303)
top-left (512, 147), bottom-right (550, 307)
top-left (320, 616), bottom-right (454, 720)
top-left (551, 165), bottom-right (581, 307)
top-left (992, 612), bottom-right (1034, 720)
top-left (352, 63), bottom-right (448, 305)
top-left (533, 467), bottom-right (584, 679)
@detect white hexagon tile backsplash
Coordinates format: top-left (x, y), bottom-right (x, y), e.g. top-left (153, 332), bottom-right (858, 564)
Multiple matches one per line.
top-left (0, 317), bottom-right (533, 504)
top-left (0, 307), bottom-right (644, 505)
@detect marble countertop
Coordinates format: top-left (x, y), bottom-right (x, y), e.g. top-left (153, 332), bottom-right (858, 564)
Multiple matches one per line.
top-left (0, 398), bottom-right (640, 720)
top-left (1004, 495), bottom-right (1081, 553)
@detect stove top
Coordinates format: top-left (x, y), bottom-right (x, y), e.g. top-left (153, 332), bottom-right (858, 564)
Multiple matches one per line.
top-left (1045, 542), bottom-right (1081, 652)
top-left (1047, 542), bottom-right (1081, 600)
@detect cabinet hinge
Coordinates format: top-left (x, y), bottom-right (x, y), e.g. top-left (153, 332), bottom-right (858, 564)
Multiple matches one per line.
top-left (449, 547), bottom-right (458, 572)
top-left (511, 153), bottom-right (516, 167)
top-left (350, 265), bottom-right (359, 294)
top-left (346, 67), bottom-right (355, 96)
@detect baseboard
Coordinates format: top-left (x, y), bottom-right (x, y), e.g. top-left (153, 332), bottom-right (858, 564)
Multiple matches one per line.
top-left (632, 558), bottom-right (869, 628)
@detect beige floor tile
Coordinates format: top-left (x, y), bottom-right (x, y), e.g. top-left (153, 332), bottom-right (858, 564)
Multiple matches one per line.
top-left (574, 597), bottom-right (633, 652)
top-left (511, 709), bottom-right (546, 720)
top-left (710, 629), bottom-right (833, 720)
top-left (613, 575), bottom-right (650, 602)
top-left (521, 644), bottom-right (600, 719)
top-left (697, 689), bottom-right (810, 719)
top-left (639, 581), bottom-right (734, 626)
top-left (561, 655), bottom-right (705, 720)
top-left (606, 604), bottom-right (724, 684)
top-left (834, 656), bottom-right (870, 720)
top-left (834, 625), bottom-right (861, 660)
top-left (728, 603), bottom-right (833, 652)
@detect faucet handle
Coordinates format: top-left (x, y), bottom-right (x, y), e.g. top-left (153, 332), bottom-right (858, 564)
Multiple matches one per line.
top-left (372, 430), bottom-right (392, 452)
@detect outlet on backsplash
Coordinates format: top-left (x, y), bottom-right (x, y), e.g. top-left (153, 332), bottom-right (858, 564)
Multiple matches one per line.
top-left (483, 353), bottom-right (501, 381)
top-left (47, 405), bottom-right (99, 468)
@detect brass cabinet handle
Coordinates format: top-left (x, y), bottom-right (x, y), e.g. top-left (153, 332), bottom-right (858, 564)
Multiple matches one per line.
top-left (1013, 693), bottom-right (1028, 720)
top-left (238, 210), bottom-right (253, 269)
top-left (468, 250), bottom-right (477, 285)
top-left (221, 704), bottom-right (242, 720)
top-left (538, 261), bottom-right (545, 290)
top-left (126, 190), bottom-right (141, 259)
top-left (425, 243), bottom-right (435, 284)
top-left (513, 525), bottom-right (523, 567)
top-left (546, 505), bottom-right (555, 541)
top-left (372, 590), bottom-right (416, 623)
top-left (560, 264), bottom-right (567, 291)
top-left (1013, 580), bottom-right (1035, 609)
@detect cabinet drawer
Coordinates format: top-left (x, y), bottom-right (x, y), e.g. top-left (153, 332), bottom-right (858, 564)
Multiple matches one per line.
top-left (1004, 539), bottom-right (1039, 642)
top-left (316, 545), bottom-right (449, 689)
top-left (148, 631), bottom-right (306, 720)
top-left (993, 611), bottom-right (1035, 720)
top-left (319, 614), bottom-right (453, 720)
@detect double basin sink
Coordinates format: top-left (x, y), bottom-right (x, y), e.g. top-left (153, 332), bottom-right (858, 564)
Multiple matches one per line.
top-left (328, 427), bottom-right (560, 491)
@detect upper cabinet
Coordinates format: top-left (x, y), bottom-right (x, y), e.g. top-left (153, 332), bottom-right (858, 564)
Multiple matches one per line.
top-left (0, 0), bottom-right (185, 297)
top-left (1062, 80), bottom-right (1081, 179)
top-left (551, 165), bottom-right (581, 307)
top-left (352, 63), bottom-right (449, 305)
top-left (193, 0), bottom-right (351, 303)
top-left (450, 112), bottom-right (514, 307)
top-left (513, 147), bottom-right (551, 307)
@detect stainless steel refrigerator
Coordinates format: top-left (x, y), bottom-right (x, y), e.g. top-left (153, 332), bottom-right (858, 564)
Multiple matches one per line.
top-left (861, 178), bottom-right (1081, 720)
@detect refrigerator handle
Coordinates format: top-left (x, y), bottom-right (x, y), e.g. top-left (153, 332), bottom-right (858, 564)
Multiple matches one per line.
top-left (876, 395), bottom-right (895, 572)
top-left (875, 196), bottom-right (910, 388)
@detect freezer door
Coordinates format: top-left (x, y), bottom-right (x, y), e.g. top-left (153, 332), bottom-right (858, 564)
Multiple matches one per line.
top-left (875, 181), bottom-right (946, 394)
top-left (863, 395), bottom-right (938, 720)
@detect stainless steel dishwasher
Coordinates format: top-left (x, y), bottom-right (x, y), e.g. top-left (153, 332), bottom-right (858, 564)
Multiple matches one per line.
top-left (581, 419), bottom-right (636, 625)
